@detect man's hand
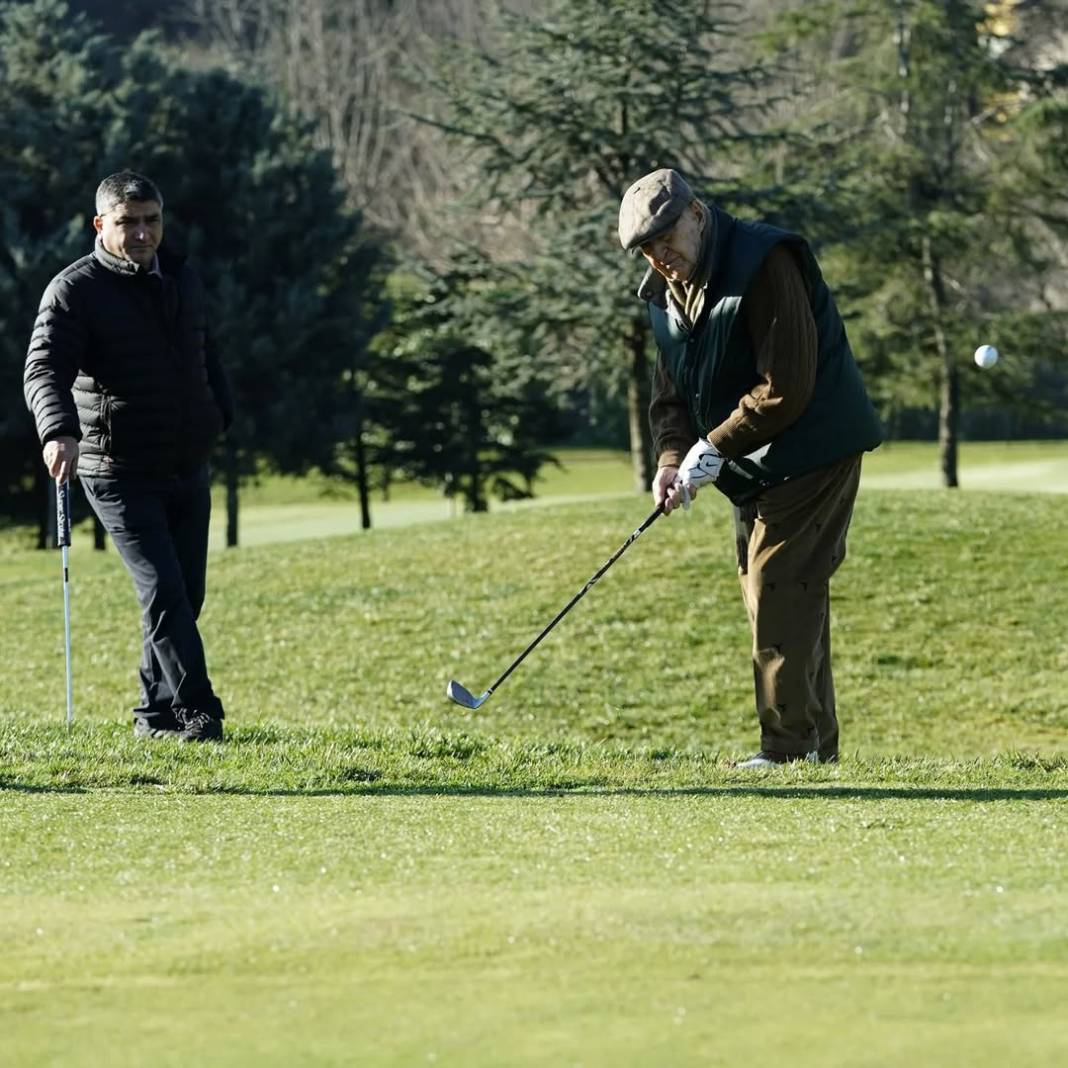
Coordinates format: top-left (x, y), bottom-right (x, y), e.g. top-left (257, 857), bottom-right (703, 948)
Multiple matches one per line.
top-left (43, 436), bottom-right (79, 484)
top-left (653, 465), bottom-right (688, 514)
top-left (676, 438), bottom-right (723, 505)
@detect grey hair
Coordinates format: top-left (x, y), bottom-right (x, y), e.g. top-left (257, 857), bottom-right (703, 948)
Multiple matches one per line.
top-left (95, 171), bottom-right (164, 215)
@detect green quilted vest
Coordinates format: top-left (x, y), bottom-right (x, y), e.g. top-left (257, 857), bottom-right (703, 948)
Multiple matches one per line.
top-left (647, 205), bottom-right (881, 495)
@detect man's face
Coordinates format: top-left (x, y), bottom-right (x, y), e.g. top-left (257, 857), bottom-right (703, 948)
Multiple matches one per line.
top-left (93, 199), bottom-right (163, 268)
top-left (639, 200), bottom-right (703, 283)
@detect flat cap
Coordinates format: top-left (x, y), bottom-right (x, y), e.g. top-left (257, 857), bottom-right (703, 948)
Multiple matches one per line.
top-left (618, 168), bottom-right (694, 253)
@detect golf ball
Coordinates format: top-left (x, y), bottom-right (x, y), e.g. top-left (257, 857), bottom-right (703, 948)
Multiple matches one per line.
top-left (974, 344), bottom-right (999, 369)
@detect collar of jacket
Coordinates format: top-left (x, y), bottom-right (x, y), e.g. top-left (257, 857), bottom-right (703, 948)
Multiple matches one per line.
top-left (93, 236), bottom-right (147, 277)
top-left (93, 237), bottom-right (184, 278)
top-left (637, 266), bottom-right (667, 305)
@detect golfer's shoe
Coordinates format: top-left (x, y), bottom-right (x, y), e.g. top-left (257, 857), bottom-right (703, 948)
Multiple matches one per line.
top-left (133, 717), bottom-right (180, 740)
top-left (176, 708), bottom-right (224, 743)
top-left (734, 750), bottom-right (819, 770)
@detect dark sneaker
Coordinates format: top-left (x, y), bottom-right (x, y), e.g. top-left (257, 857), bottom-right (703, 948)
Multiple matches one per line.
top-left (734, 750), bottom-right (818, 769)
top-left (176, 708), bottom-right (224, 743)
top-left (133, 717), bottom-right (180, 740)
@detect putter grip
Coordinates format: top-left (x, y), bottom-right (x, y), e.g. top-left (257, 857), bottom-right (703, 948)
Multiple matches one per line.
top-left (56, 481), bottom-right (72, 548)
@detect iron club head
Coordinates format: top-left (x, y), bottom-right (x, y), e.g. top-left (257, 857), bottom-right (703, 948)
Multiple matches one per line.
top-left (446, 679), bottom-right (489, 710)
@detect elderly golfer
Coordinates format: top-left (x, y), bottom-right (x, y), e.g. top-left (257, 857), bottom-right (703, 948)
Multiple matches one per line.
top-left (619, 168), bottom-right (881, 768)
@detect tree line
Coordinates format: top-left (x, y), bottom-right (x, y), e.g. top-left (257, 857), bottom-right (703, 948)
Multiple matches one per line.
top-left (2, 0), bottom-right (1066, 547)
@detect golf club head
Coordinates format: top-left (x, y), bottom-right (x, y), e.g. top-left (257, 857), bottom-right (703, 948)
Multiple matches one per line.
top-left (446, 679), bottom-right (488, 710)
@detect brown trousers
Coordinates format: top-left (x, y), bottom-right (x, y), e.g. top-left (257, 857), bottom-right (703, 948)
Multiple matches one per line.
top-left (733, 455), bottom-right (862, 760)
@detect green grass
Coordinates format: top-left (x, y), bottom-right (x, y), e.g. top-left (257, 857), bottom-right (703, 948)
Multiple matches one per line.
top-left (5, 488), bottom-right (1066, 752)
top-left (204, 448), bottom-right (638, 547)
top-left (4, 785), bottom-right (1065, 1067)
top-left (862, 439), bottom-right (1068, 492)
top-left (216, 440), bottom-right (1068, 546)
top-left (3, 441), bottom-right (1066, 553)
top-left (3, 458), bottom-right (1068, 1065)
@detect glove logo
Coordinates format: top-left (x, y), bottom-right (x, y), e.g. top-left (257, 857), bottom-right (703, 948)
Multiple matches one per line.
top-left (694, 453), bottom-right (721, 479)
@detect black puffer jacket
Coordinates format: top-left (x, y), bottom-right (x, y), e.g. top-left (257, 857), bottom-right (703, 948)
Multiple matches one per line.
top-left (24, 240), bottom-right (234, 477)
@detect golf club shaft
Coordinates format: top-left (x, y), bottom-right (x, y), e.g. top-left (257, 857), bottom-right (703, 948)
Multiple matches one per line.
top-left (482, 504), bottom-right (663, 699)
top-left (62, 545), bottom-right (72, 727)
top-left (57, 480), bottom-right (73, 728)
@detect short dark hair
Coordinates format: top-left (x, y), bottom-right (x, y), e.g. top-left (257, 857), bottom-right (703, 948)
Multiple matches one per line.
top-left (95, 171), bottom-right (164, 215)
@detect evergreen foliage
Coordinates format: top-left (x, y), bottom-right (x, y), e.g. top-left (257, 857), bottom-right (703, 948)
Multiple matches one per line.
top-left (108, 41), bottom-right (383, 539)
top-left (0, 0), bottom-right (381, 542)
top-left (0, 0), bottom-right (114, 532)
top-left (415, 0), bottom-right (784, 489)
top-left (369, 256), bottom-right (560, 512)
top-left (2, 0), bottom-right (1067, 532)
top-left (764, 0), bottom-right (1068, 479)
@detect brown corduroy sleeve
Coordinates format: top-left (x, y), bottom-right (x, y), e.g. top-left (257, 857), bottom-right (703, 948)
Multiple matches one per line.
top-left (707, 244), bottom-right (818, 459)
top-left (649, 352), bottom-right (693, 469)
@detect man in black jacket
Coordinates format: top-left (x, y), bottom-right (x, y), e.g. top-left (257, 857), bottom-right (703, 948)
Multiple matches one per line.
top-left (24, 171), bottom-right (234, 742)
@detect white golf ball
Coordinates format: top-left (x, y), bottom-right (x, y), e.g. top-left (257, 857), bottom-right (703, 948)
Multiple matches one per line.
top-left (974, 344), bottom-right (999, 369)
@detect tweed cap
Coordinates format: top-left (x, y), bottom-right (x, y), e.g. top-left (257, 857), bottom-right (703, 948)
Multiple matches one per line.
top-left (618, 168), bottom-right (695, 253)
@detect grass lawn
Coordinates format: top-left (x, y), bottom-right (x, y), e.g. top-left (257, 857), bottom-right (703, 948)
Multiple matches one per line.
top-left (199, 439), bottom-right (1068, 547)
top-left (2, 450), bottom-right (1068, 1065)
top-left (206, 448), bottom-right (638, 547)
top-left (861, 439), bottom-right (1068, 492)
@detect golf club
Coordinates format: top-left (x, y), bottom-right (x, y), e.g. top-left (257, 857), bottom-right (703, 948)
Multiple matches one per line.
top-left (446, 503), bottom-right (664, 710)
top-left (56, 478), bottom-right (74, 728)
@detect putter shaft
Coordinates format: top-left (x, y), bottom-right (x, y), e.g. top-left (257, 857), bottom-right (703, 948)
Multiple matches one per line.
top-left (57, 480), bottom-right (73, 728)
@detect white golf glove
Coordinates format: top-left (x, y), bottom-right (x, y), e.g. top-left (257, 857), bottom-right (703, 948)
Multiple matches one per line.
top-left (676, 438), bottom-right (723, 509)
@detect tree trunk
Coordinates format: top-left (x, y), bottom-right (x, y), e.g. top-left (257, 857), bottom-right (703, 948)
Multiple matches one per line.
top-left (354, 412), bottom-right (372, 531)
top-left (922, 236), bottom-right (959, 488)
top-left (465, 391), bottom-right (487, 512)
top-left (225, 442), bottom-right (240, 547)
top-left (466, 467), bottom-right (487, 513)
top-left (938, 352), bottom-right (960, 489)
top-left (627, 320), bottom-right (654, 494)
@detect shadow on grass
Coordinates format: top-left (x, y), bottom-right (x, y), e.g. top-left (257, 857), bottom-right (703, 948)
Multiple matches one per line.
top-left (209, 784), bottom-right (1068, 801)
top-left (3, 724), bottom-right (1066, 801)
top-left (3, 779), bottom-right (1067, 801)
top-left (0, 781), bottom-right (88, 794)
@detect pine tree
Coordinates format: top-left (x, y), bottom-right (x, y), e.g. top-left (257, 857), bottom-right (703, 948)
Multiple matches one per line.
top-left (416, 0), bottom-right (781, 491)
top-left (0, 1), bottom-right (383, 544)
top-left (370, 255), bottom-right (560, 513)
top-left (107, 42), bottom-right (384, 542)
top-left (766, 0), bottom-right (1068, 480)
top-left (0, 0), bottom-right (116, 542)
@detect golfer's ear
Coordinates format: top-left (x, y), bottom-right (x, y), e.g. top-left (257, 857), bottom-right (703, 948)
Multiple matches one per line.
top-left (92, 216), bottom-right (104, 234)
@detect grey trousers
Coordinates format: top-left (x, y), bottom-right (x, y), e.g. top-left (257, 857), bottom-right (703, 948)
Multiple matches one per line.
top-left (733, 455), bottom-right (862, 760)
top-left (81, 465), bottom-right (224, 725)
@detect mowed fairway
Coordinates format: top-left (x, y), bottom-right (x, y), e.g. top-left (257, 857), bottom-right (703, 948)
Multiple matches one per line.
top-left (2, 448), bottom-right (1068, 1066)
top-left (201, 439), bottom-right (1068, 547)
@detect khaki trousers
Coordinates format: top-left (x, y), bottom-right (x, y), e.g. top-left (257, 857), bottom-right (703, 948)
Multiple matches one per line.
top-left (733, 455), bottom-right (862, 760)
